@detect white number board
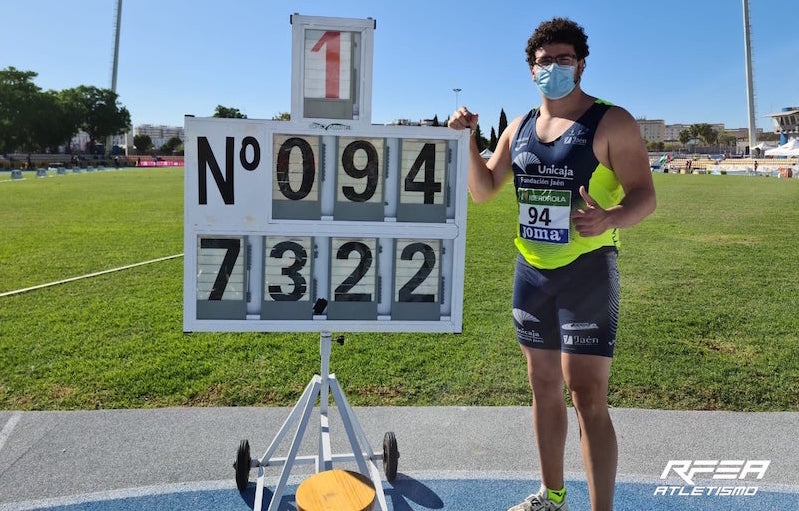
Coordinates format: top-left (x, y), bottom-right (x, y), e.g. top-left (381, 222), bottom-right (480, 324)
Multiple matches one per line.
top-left (183, 117), bottom-right (470, 333)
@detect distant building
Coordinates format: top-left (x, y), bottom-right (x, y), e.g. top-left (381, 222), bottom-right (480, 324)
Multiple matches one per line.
top-left (636, 119), bottom-right (665, 143)
top-left (386, 118), bottom-right (442, 127)
top-left (68, 124), bottom-right (185, 155)
top-left (134, 124), bottom-right (185, 150)
top-left (768, 106), bottom-right (799, 144)
top-left (387, 118), bottom-right (421, 126)
top-left (728, 127), bottom-right (760, 139)
top-left (668, 123), bottom-right (725, 137)
top-left (68, 130), bottom-right (131, 154)
top-left (707, 123), bottom-right (725, 135)
top-left (664, 123), bottom-right (690, 142)
top-left (637, 120), bottom-right (764, 142)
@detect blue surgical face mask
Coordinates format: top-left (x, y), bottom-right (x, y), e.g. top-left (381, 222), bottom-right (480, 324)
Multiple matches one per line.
top-left (535, 63), bottom-right (577, 100)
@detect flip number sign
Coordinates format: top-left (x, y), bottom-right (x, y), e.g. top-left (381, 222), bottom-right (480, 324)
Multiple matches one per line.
top-left (398, 139), bottom-right (447, 222)
top-left (261, 235), bottom-right (314, 320)
top-left (392, 239), bottom-right (441, 321)
top-left (184, 117), bottom-right (469, 332)
top-left (183, 15), bottom-right (469, 333)
top-left (305, 30), bottom-right (352, 101)
top-left (196, 236), bottom-right (247, 320)
top-left (335, 136), bottom-right (384, 220)
top-left (291, 14), bottom-right (375, 124)
top-left (327, 237), bottom-right (378, 320)
top-left (273, 134), bottom-right (321, 220)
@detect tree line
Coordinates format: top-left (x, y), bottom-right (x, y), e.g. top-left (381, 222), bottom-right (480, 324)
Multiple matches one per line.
top-left (0, 67), bottom-right (131, 155)
top-left (0, 58), bottom-right (509, 158)
top-left (6, 66), bottom-right (761, 160)
top-left (131, 105), bottom-right (256, 155)
top-left (212, 104), bottom-right (510, 154)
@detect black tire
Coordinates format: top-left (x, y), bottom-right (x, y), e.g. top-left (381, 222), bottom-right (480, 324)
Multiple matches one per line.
top-left (382, 431), bottom-right (399, 482)
top-left (234, 439), bottom-right (251, 492)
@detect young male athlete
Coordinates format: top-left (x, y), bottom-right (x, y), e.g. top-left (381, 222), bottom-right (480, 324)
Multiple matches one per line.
top-left (449, 17), bottom-right (656, 511)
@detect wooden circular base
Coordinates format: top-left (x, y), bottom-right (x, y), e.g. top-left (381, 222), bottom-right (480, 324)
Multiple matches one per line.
top-left (296, 469), bottom-right (376, 511)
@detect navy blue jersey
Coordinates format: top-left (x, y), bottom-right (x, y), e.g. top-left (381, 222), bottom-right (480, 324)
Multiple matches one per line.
top-left (509, 100), bottom-right (623, 269)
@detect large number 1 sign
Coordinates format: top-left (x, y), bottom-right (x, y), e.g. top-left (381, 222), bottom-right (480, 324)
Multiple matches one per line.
top-left (307, 30), bottom-right (349, 100)
top-left (291, 14), bottom-right (374, 124)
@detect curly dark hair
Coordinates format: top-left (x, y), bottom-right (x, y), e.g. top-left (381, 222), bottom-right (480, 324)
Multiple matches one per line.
top-left (525, 17), bottom-right (589, 66)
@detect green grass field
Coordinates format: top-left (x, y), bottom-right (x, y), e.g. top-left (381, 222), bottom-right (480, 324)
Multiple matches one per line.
top-left (0, 168), bottom-right (797, 411)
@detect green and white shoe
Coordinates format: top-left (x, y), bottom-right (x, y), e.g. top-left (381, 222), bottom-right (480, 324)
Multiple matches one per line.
top-left (507, 485), bottom-right (569, 511)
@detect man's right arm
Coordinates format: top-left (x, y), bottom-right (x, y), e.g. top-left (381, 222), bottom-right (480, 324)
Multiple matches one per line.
top-left (449, 108), bottom-right (519, 203)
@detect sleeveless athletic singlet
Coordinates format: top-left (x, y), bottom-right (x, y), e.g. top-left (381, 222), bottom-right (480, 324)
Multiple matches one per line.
top-left (510, 100), bottom-right (623, 270)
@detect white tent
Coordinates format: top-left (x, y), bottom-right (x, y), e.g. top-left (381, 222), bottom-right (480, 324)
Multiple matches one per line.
top-left (752, 141), bottom-right (776, 152)
top-left (479, 148), bottom-right (493, 160)
top-left (764, 137), bottom-right (799, 157)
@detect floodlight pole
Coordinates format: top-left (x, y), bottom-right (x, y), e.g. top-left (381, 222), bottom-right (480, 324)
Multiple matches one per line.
top-left (109, 0), bottom-right (123, 156)
top-left (742, 0), bottom-right (757, 154)
top-left (111, 0), bottom-right (122, 93)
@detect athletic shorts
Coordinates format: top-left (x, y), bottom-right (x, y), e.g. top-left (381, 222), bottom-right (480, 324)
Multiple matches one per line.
top-left (512, 247), bottom-right (619, 357)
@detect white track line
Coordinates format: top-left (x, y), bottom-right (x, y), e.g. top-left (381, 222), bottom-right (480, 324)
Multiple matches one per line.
top-left (0, 254), bottom-right (183, 298)
top-left (0, 473), bottom-right (795, 511)
top-left (0, 413), bottom-right (22, 453)
top-left (0, 480), bottom-right (240, 511)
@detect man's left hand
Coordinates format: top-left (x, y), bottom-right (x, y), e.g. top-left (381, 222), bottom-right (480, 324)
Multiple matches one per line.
top-left (572, 186), bottom-right (611, 237)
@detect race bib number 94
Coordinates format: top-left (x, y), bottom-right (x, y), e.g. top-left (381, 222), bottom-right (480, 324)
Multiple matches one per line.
top-left (517, 188), bottom-right (571, 244)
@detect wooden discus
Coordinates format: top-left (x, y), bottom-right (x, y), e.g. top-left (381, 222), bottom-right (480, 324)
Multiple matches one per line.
top-left (296, 469), bottom-right (376, 511)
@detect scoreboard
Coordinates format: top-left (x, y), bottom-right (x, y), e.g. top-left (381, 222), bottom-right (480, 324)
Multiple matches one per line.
top-left (183, 15), bottom-right (470, 334)
top-left (183, 119), bottom-right (469, 332)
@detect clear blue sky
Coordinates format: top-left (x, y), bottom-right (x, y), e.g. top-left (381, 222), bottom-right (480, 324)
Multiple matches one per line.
top-left (2, 0), bottom-right (796, 133)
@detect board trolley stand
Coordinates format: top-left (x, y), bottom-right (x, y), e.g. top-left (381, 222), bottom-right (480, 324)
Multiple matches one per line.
top-left (234, 302), bottom-right (398, 511)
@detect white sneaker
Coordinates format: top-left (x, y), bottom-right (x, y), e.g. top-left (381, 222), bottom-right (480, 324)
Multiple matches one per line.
top-left (507, 485), bottom-right (569, 511)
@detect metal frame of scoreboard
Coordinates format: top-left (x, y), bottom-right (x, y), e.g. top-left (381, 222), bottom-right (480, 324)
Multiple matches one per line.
top-left (183, 14), bottom-right (469, 334)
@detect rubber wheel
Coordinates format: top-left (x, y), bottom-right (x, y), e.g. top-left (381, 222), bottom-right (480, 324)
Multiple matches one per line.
top-left (382, 431), bottom-right (399, 482)
top-left (234, 439), bottom-right (251, 491)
